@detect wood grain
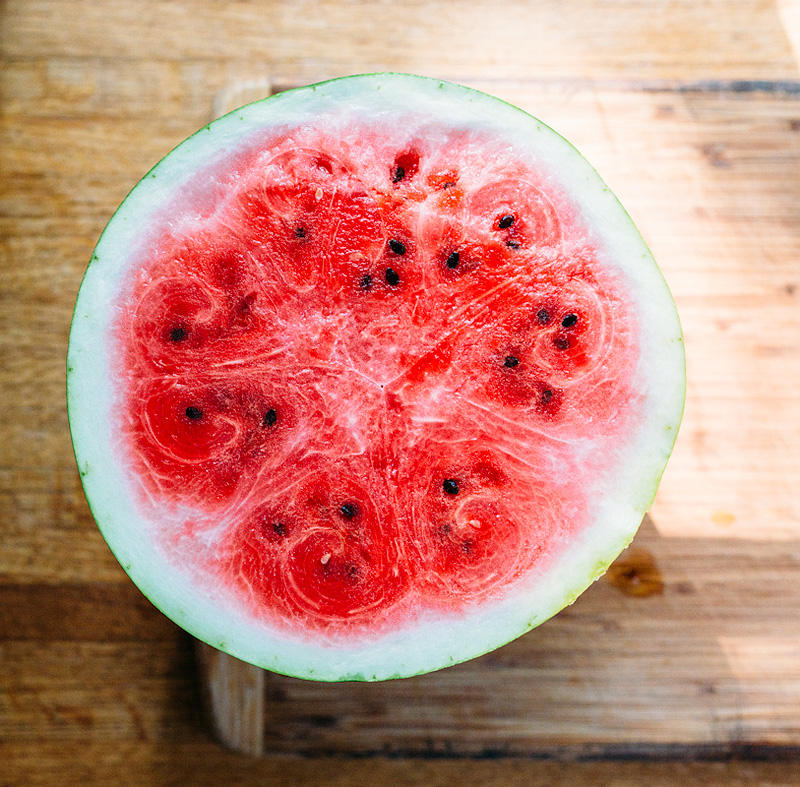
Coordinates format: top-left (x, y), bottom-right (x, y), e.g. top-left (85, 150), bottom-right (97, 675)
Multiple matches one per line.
top-left (4, 744), bottom-right (800, 787)
top-left (197, 641), bottom-right (265, 756)
top-left (3, 0), bottom-right (797, 81)
top-left (2, 0), bottom-right (800, 782)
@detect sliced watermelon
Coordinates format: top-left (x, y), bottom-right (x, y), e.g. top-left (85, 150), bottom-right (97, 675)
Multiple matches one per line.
top-left (67, 74), bottom-right (684, 681)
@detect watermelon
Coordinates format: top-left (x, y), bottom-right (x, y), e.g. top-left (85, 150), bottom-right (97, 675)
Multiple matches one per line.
top-left (67, 74), bottom-right (684, 681)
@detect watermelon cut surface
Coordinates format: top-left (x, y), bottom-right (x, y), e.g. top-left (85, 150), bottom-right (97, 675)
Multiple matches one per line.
top-left (68, 74), bottom-right (684, 681)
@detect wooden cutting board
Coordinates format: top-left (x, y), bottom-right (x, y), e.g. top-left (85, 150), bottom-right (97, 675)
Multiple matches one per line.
top-left (187, 78), bottom-right (800, 759)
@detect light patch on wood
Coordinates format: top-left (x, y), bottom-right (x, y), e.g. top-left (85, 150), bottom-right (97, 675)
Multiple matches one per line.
top-left (195, 640), bottom-right (264, 757)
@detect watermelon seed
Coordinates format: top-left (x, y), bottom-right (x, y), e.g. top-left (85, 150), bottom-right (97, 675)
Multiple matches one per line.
top-left (360, 274), bottom-right (373, 289)
top-left (340, 503), bottom-right (358, 519)
top-left (498, 214), bottom-right (515, 229)
top-left (504, 355), bottom-right (520, 368)
top-left (443, 478), bottom-right (460, 495)
top-left (446, 252), bottom-right (460, 269)
top-left (554, 336), bottom-right (570, 350)
top-left (185, 406), bottom-right (203, 420)
top-left (169, 325), bottom-right (188, 342)
top-left (542, 389), bottom-right (553, 403)
top-left (461, 539), bottom-right (473, 554)
top-left (321, 553), bottom-right (331, 565)
top-left (537, 308), bottom-right (551, 325)
top-left (442, 181), bottom-right (456, 189)
top-left (385, 268), bottom-right (400, 286)
top-left (506, 241), bottom-right (520, 249)
top-left (294, 227), bottom-right (306, 238)
top-left (392, 151), bottom-right (420, 182)
top-left (263, 408), bottom-right (278, 427)
top-left (273, 522), bottom-right (288, 537)
top-left (562, 313), bottom-right (578, 328)
top-left (388, 239), bottom-right (406, 255)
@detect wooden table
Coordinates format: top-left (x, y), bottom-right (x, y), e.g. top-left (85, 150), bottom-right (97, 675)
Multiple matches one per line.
top-left (2, 1), bottom-right (799, 784)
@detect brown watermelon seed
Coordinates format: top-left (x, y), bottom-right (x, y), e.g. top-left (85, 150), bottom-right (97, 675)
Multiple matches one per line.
top-left (263, 408), bottom-right (277, 427)
top-left (461, 539), bottom-right (473, 554)
top-left (169, 325), bottom-right (188, 342)
top-left (561, 313), bottom-right (578, 328)
top-left (506, 240), bottom-right (520, 249)
top-left (537, 308), bottom-right (551, 325)
top-left (443, 478), bottom-right (460, 495)
top-left (388, 239), bottom-right (406, 255)
top-left (392, 166), bottom-right (405, 183)
top-left (542, 389), bottom-right (553, 403)
top-left (446, 252), bottom-right (460, 269)
top-left (340, 503), bottom-right (358, 519)
top-left (504, 355), bottom-right (520, 368)
top-left (498, 214), bottom-right (515, 229)
top-left (360, 273), bottom-right (373, 289)
top-left (554, 336), bottom-right (570, 350)
top-left (273, 522), bottom-right (288, 537)
top-left (294, 227), bottom-right (306, 239)
top-left (185, 406), bottom-right (203, 420)
top-left (385, 267), bottom-right (400, 286)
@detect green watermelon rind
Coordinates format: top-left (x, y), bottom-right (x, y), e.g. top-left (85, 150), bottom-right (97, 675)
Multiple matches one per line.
top-left (67, 73), bottom-right (685, 681)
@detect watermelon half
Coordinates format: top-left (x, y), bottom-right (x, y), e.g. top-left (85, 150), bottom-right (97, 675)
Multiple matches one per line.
top-left (67, 74), bottom-right (684, 681)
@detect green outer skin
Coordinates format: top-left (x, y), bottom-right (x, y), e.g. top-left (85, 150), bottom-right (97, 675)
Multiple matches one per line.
top-left (67, 73), bottom-right (685, 682)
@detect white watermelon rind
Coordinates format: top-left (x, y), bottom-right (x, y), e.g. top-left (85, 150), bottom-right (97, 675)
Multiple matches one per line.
top-left (67, 73), bottom-right (685, 681)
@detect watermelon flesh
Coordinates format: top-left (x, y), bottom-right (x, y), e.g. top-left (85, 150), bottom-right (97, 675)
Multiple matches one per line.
top-left (68, 75), bottom-right (684, 680)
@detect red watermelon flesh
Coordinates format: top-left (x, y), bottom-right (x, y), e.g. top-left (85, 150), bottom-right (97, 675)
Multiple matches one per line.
top-left (120, 120), bottom-right (638, 633)
top-left (68, 75), bottom-right (684, 680)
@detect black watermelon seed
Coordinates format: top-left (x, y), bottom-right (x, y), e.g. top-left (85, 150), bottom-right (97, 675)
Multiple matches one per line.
top-left (561, 313), bottom-right (578, 328)
top-left (498, 214), bottom-right (515, 229)
top-left (185, 406), bottom-right (203, 420)
top-left (446, 252), bottom-right (460, 269)
top-left (294, 227), bottom-right (306, 239)
top-left (263, 408), bottom-right (278, 427)
top-left (360, 273), bottom-right (373, 289)
top-left (273, 522), bottom-right (288, 537)
top-left (506, 240), bottom-right (520, 249)
top-left (392, 166), bottom-right (405, 183)
top-left (169, 326), bottom-right (188, 342)
top-left (340, 503), bottom-right (358, 519)
top-left (536, 308), bottom-right (551, 325)
top-left (504, 355), bottom-right (520, 368)
top-left (442, 181), bottom-right (456, 189)
top-left (388, 239), bottom-right (406, 255)
top-left (542, 389), bottom-right (553, 403)
top-left (554, 336), bottom-right (571, 350)
top-left (385, 267), bottom-right (400, 286)
top-left (443, 478), bottom-right (460, 495)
